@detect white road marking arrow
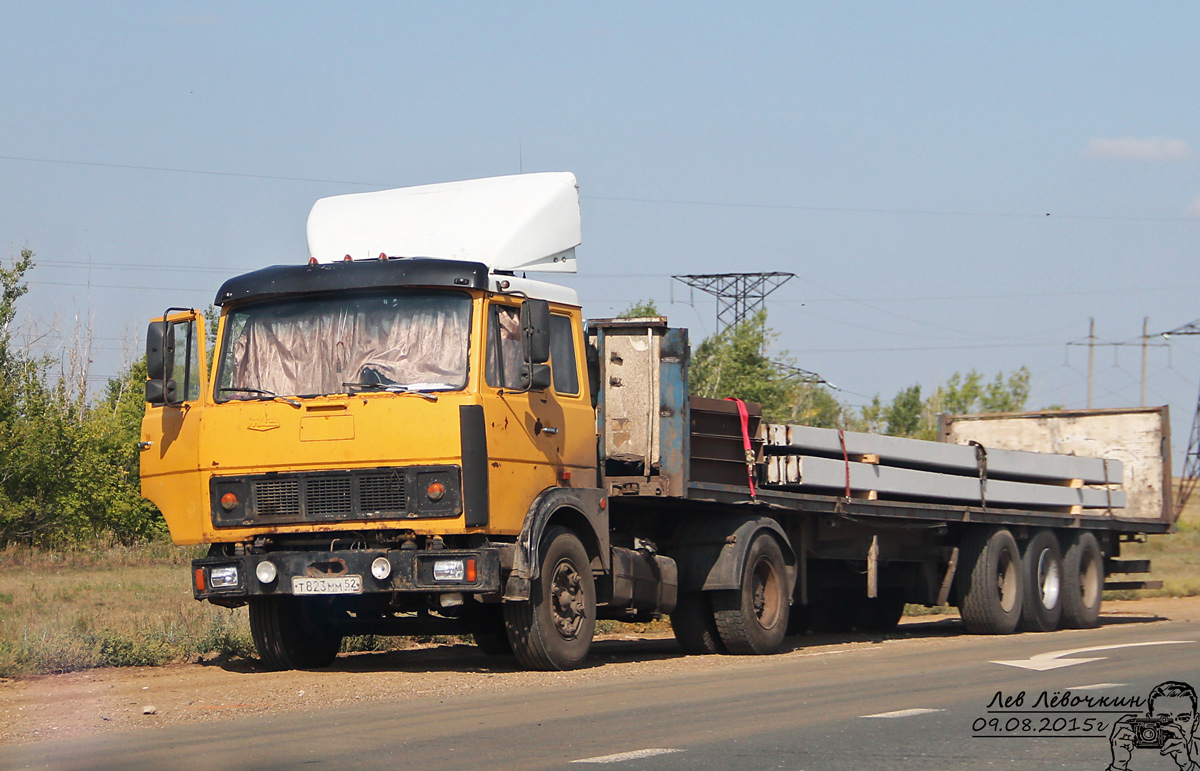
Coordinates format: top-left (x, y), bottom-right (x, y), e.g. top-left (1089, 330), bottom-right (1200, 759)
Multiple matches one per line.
top-left (862, 708), bottom-right (945, 718)
top-left (572, 749), bottom-right (683, 764)
top-left (991, 640), bottom-right (1194, 671)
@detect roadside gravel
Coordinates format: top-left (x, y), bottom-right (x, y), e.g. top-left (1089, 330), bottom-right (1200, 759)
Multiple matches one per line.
top-left (2, 596), bottom-right (1194, 746)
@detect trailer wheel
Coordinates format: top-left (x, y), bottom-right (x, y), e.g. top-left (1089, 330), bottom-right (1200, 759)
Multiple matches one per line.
top-left (470, 603), bottom-right (513, 657)
top-left (1061, 531), bottom-right (1104, 629)
top-left (249, 596), bottom-right (343, 671)
top-left (958, 527), bottom-right (1024, 635)
top-left (712, 533), bottom-right (790, 654)
top-left (1019, 530), bottom-right (1064, 632)
top-left (855, 591), bottom-right (907, 633)
top-left (504, 526), bottom-right (596, 670)
top-left (671, 592), bottom-right (726, 654)
top-left (807, 591), bottom-right (856, 634)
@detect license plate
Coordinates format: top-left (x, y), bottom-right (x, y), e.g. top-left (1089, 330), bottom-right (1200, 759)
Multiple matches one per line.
top-left (292, 574), bottom-right (363, 595)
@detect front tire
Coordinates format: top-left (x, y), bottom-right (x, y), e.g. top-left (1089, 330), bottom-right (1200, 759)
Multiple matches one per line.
top-left (958, 527), bottom-right (1024, 635)
top-left (249, 596), bottom-right (343, 671)
top-left (504, 526), bottom-right (596, 670)
top-left (1019, 530), bottom-right (1064, 632)
top-left (1061, 531), bottom-right (1104, 629)
top-left (712, 533), bottom-right (790, 654)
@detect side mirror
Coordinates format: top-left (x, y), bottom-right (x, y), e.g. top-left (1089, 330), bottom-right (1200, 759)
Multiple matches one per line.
top-left (145, 378), bottom-right (178, 405)
top-left (520, 363), bottom-right (552, 392)
top-left (521, 299), bottom-right (551, 365)
top-left (146, 321), bottom-right (175, 381)
top-left (146, 321), bottom-right (176, 405)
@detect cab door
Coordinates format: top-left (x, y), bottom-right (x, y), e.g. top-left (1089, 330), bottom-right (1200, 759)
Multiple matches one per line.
top-left (140, 309), bottom-right (209, 544)
top-left (480, 299), bottom-right (568, 534)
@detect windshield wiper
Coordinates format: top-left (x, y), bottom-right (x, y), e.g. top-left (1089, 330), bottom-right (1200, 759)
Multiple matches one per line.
top-left (341, 382), bottom-right (439, 401)
top-left (218, 387), bottom-right (301, 408)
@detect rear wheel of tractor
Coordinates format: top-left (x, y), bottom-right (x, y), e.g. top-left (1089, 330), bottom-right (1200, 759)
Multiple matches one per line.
top-left (957, 527), bottom-right (1024, 635)
top-left (503, 527), bottom-right (596, 670)
top-left (712, 533), bottom-right (790, 654)
top-left (1019, 530), bottom-right (1064, 632)
top-left (1061, 531), bottom-right (1104, 629)
top-left (249, 596), bottom-right (343, 671)
top-left (671, 591), bottom-right (726, 654)
top-left (470, 603), bottom-right (513, 656)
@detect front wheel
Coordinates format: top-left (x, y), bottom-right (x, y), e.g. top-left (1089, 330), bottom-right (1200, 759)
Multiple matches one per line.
top-left (249, 596), bottom-right (343, 671)
top-left (504, 527), bottom-right (596, 670)
top-left (712, 533), bottom-right (790, 654)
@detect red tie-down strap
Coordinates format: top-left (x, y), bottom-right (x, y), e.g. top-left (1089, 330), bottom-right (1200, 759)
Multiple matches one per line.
top-left (724, 397), bottom-right (757, 498)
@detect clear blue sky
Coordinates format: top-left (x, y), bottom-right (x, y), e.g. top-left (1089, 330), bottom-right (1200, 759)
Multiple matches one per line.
top-left (1, 3), bottom-right (1198, 460)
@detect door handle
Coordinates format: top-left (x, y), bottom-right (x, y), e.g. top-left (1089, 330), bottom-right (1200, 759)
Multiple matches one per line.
top-left (541, 426), bottom-right (559, 436)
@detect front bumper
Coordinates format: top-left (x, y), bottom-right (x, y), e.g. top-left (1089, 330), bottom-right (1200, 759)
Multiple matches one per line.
top-left (192, 547), bottom-right (502, 602)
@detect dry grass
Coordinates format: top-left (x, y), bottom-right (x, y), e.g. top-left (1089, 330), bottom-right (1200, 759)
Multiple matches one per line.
top-left (0, 543), bottom-right (255, 678)
top-left (1105, 480), bottom-right (1200, 600)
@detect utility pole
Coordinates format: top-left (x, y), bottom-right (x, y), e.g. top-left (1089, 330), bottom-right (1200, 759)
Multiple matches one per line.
top-left (1087, 317), bottom-right (1095, 409)
top-left (672, 272), bottom-right (795, 337)
top-left (1141, 316), bottom-right (1149, 408)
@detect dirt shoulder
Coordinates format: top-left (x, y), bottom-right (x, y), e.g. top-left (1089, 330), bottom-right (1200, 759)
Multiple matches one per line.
top-left (1, 596), bottom-right (1195, 746)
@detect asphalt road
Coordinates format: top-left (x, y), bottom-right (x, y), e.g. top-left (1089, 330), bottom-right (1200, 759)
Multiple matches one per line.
top-left (6, 616), bottom-right (1200, 771)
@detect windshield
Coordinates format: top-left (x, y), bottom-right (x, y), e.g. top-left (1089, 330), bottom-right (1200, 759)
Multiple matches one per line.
top-left (216, 291), bottom-right (472, 400)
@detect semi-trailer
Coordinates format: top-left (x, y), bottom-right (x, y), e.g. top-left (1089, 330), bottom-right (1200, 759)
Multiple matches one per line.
top-left (140, 172), bottom-right (1172, 671)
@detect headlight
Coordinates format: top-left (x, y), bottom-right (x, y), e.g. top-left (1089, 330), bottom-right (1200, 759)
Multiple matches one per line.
top-left (432, 559), bottom-right (465, 582)
top-left (371, 556), bottom-right (392, 580)
top-left (255, 561), bottom-right (277, 584)
top-left (209, 565), bottom-right (240, 588)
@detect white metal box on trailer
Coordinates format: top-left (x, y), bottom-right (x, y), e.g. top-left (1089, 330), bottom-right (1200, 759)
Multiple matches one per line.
top-left (938, 407), bottom-right (1173, 524)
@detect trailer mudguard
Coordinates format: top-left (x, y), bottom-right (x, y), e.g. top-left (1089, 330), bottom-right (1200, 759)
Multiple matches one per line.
top-left (672, 515), bottom-right (797, 592)
top-left (504, 487), bottom-right (609, 601)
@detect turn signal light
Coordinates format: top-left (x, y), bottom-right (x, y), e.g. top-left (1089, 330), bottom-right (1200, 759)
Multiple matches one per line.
top-left (427, 482), bottom-right (445, 501)
top-left (220, 492), bottom-right (239, 511)
top-left (194, 568), bottom-right (205, 592)
top-left (466, 558), bottom-right (476, 583)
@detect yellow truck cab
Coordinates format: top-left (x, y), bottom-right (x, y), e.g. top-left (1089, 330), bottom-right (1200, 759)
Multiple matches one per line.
top-left (141, 173), bottom-right (642, 671)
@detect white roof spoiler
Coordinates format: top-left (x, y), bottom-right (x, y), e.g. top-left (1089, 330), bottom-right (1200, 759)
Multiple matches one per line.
top-left (306, 172), bottom-right (580, 274)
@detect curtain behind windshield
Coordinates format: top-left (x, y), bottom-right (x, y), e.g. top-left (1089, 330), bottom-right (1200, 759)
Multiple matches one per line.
top-left (218, 293), bottom-right (470, 398)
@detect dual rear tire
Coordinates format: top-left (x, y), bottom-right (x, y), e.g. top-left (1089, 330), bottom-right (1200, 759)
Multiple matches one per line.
top-left (958, 527), bottom-right (1104, 635)
top-left (672, 532), bottom-right (790, 656)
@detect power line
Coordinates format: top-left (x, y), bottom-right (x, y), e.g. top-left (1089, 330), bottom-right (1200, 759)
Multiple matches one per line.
top-left (5, 152), bottom-right (1200, 223)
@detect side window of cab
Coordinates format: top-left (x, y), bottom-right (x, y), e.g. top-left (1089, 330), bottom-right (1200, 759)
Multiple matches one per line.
top-left (549, 314), bottom-right (579, 396)
top-left (485, 304), bottom-right (523, 390)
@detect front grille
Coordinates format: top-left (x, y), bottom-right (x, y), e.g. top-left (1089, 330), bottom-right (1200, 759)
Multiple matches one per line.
top-left (215, 465), bottom-right (458, 528)
top-left (254, 479), bottom-right (300, 517)
top-left (359, 471), bottom-right (406, 513)
top-left (305, 476), bottom-right (353, 518)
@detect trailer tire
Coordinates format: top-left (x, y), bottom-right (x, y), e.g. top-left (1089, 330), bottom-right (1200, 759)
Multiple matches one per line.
top-left (1061, 531), bottom-right (1104, 629)
top-left (671, 592), bottom-right (726, 654)
top-left (1019, 530), bottom-right (1064, 632)
top-left (855, 591), bottom-right (907, 633)
top-left (958, 527), bottom-right (1024, 635)
top-left (807, 591), bottom-right (856, 634)
top-left (504, 527), bottom-right (595, 670)
top-left (711, 533), bottom-right (790, 654)
top-left (249, 596), bottom-right (342, 671)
